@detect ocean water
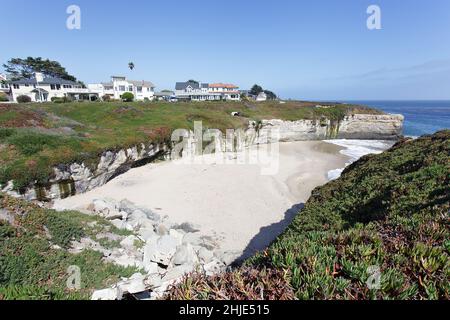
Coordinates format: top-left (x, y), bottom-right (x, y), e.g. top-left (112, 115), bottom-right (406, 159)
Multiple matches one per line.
top-left (344, 100), bottom-right (450, 137)
top-left (325, 101), bottom-right (450, 180)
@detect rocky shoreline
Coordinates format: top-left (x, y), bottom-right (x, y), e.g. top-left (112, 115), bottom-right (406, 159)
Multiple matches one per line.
top-left (60, 198), bottom-right (239, 300)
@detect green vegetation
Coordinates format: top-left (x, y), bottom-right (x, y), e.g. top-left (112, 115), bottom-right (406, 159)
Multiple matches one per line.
top-left (0, 100), bottom-right (381, 191)
top-left (167, 131), bottom-right (450, 300)
top-left (0, 93), bottom-right (8, 102)
top-left (121, 92), bottom-right (134, 102)
top-left (0, 194), bottom-right (139, 300)
top-left (16, 95), bottom-right (31, 103)
top-left (3, 57), bottom-right (79, 82)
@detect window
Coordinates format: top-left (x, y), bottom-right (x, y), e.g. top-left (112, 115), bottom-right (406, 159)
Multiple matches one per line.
top-left (137, 86), bottom-right (142, 93)
top-left (119, 86), bottom-right (125, 91)
top-left (13, 84), bottom-right (19, 89)
top-left (51, 84), bottom-right (61, 90)
top-left (128, 86), bottom-right (133, 91)
top-left (63, 85), bottom-right (72, 89)
top-left (25, 84), bottom-right (29, 87)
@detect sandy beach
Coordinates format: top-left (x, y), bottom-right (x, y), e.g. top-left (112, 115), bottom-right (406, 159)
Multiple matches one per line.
top-left (54, 141), bottom-right (348, 259)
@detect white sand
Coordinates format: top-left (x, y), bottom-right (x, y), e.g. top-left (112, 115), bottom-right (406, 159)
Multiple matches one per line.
top-left (54, 141), bottom-right (348, 259)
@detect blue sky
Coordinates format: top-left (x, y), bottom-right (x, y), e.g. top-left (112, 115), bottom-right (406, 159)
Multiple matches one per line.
top-left (1, 0), bottom-right (450, 100)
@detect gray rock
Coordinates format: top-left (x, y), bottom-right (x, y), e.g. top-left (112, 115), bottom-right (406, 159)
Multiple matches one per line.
top-left (215, 250), bottom-right (241, 266)
top-left (203, 259), bottom-right (226, 276)
top-left (119, 199), bottom-right (139, 214)
top-left (117, 273), bottom-right (147, 294)
top-left (139, 207), bottom-right (161, 222)
top-left (157, 235), bottom-right (178, 256)
top-left (143, 261), bottom-right (159, 274)
top-left (90, 199), bottom-right (122, 220)
top-left (169, 229), bottom-right (184, 245)
top-left (182, 232), bottom-right (202, 246)
top-left (145, 274), bottom-right (163, 289)
top-left (91, 287), bottom-right (123, 300)
top-left (120, 235), bottom-right (140, 249)
top-left (197, 247), bottom-right (214, 263)
top-left (161, 264), bottom-right (195, 284)
top-left (107, 251), bottom-right (143, 269)
top-left (110, 219), bottom-right (133, 231)
top-left (118, 199), bottom-right (160, 222)
top-left (156, 224), bottom-right (169, 236)
top-left (143, 235), bottom-right (178, 267)
top-left (138, 228), bottom-right (156, 241)
top-left (173, 222), bottom-right (201, 233)
top-left (173, 243), bottom-right (199, 266)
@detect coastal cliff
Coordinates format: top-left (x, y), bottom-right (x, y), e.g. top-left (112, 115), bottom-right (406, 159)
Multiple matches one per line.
top-left (254, 114), bottom-right (404, 143)
top-left (1, 113), bottom-right (404, 201)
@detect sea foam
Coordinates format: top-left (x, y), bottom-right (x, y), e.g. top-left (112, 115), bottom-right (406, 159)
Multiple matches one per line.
top-left (324, 139), bottom-right (395, 181)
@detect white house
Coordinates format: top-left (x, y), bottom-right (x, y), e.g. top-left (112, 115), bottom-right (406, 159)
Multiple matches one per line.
top-left (88, 76), bottom-right (155, 101)
top-left (0, 74), bottom-right (10, 97)
top-left (208, 83), bottom-right (240, 101)
top-left (256, 92), bottom-right (267, 102)
top-left (10, 73), bottom-right (99, 102)
top-left (175, 81), bottom-right (240, 101)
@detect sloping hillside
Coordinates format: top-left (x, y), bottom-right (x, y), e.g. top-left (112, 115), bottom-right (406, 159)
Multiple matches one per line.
top-left (166, 131), bottom-right (450, 300)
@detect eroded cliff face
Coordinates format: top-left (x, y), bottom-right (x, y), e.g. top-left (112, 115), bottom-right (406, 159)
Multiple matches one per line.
top-left (2, 143), bottom-right (168, 201)
top-left (254, 114), bottom-right (404, 143)
top-left (2, 114), bottom-right (404, 201)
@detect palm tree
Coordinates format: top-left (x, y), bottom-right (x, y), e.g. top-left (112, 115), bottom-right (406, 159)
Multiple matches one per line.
top-left (128, 62), bottom-right (135, 71)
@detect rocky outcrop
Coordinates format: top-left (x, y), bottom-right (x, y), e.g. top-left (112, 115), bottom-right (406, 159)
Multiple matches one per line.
top-left (80, 198), bottom-right (237, 300)
top-left (253, 114), bottom-right (404, 143)
top-left (3, 143), bottom-right (168, 201)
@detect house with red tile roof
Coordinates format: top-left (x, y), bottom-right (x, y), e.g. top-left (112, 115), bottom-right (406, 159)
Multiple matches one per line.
top-left (175, 81), bottom-right (240, 101)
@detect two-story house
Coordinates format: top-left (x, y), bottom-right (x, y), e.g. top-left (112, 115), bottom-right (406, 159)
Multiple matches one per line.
top-left (88, 76), bottom-right (155, 101)
top-left (175, 81), bottom-right (240, 101)
top-left (9, 73), bottom-right (99, 102)
top-left (0, 74), bottom-right (10, 98)
top-left (208, 83), bottom-right (240, 101)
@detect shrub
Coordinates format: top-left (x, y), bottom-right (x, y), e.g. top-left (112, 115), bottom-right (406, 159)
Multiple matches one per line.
top-left (0, 128), bottom-right (15, 140)
top-left (0, 93), bottom-right (9, 102)
top-left (16, 95), bottom-right (31, 103)
top-left (121, 92), bottom-right (134, 102)
top-left (102, 95), bottom-right (111, 102)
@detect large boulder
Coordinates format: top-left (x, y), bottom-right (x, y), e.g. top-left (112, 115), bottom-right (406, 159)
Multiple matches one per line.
top-left (197, 247), bottom-right (214, 263)
top-left (169, 229), bottom-right (184, 245)
top-left (116, 273), bottom-right (147, 294)
top-left (120, 235), bottom-right (141, 249)
top-left (91, 287), bottom-right (123, 300)
top-left (172, 222), bottom-right (201, 233)
top-left (90, 199), bottom-right (121, 220)
top-left (173, 243), bottom-right (199, 266)
top-left (143, 235), bottom-right (178, 267)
